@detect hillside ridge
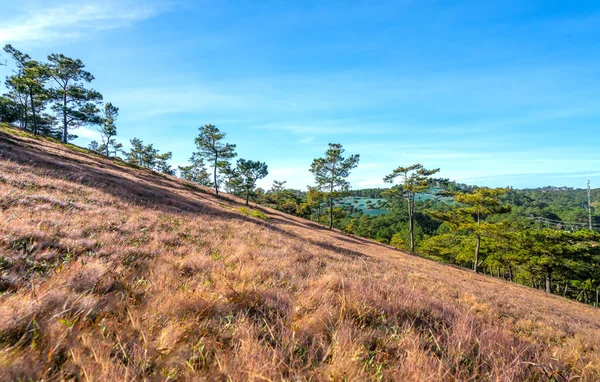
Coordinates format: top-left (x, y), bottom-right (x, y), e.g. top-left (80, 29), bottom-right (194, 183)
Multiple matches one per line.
top-left (1, 125), bottom-right (599, 380)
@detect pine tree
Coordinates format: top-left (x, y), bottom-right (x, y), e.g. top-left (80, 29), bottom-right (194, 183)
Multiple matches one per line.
top-left (384, 164), bottom-right (440, 252)
top-left (430, 187), bottom-right (510, 273)
top-left (0, 95), bottom-right (20, 124)
top-left (88, 140), bottom-right (100, 152)
top-left (194, 124), bottom-right (237, 195)
top-left (178, 153), bottom-right (213, 187)
top-left (235, 159), bottom-right (268, 205)
top-left (310, 143), bottom-right (359, 229)
top-left (98, 103), bottom-right (119, 157)
top-left (47, 53), bottom-right (102, 142)
top-left (153, 151), bottom-right (175, 175)
top-left (3, 45), bottom-right (50, 135)
top-left (306, 186), bottom-right (326, 222)
top-left (124, 138), bottom-right (174, 174)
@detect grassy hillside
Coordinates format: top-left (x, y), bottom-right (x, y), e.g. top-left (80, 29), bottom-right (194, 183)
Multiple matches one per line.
top-left (0, 125), bottom-right (599, 381)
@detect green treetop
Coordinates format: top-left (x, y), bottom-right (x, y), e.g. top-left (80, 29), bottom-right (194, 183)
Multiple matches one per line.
top-left (430, 187), bottom-right (510, 273)
top-left (178, 153), bottom-right (213, 187)
top-left (234, 159), bottom-right (268, 205)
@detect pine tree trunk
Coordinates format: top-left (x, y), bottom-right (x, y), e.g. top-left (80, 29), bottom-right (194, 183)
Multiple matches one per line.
top-left (29, 88), bottom-right (38, 135)
top-left (545, 268), bottom-right (552, 294)
top-left (408, 195), bottom-right (415, 252)
top-left (22, 95), bottom-right (28, 130)
top-left (245, 189), bottom-right (250, 205)
top-left (62, 92), bottom-right (68, 143)
top-left (474, 210), bottom-right (481, 273)
top-left (474, 235), bottom-right (480, 273)
top-left (329, 197), bottom-right (333, 230)
top-left (213, 155), bottom-right (218, 195)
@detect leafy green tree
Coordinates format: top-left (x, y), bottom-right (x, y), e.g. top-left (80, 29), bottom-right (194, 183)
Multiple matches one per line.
top-left (222, 165), bottom-right (244, 194)
top-left (0, 95), bottom-right (20, 124)
top-left (194, 124), bottom-right (237, 195)
top-left (124, 137), bottom-right (174, 174)
top-left (390, 232), bottom-right (405, 249)
top-left (515, 228), bottom-right (598, 294)
top-left (430, 187), bottom-right (510, 273)
top-left (234, 159), bottom-right (268, 205)
top-left (88, 140), bottom-right (100, 152)
top-left (107, 139), bottom-right (123, 158)
top-left (98, 102), bottom-right (119, 157)
top-left (47, 53), bottom-right (102, 142)
top-left (154, 151), bottom-right (175, 175)
top-left (3, 45), bottom-right (50, 135)
top-left (574, 230), bottom-right (600, 306)
top-left (125, 138), bottom-right (152, 167)
top-left (178, 153), bottom-right (213, 187)
top-left (384, 164), bottom-right (440, 252)
top-left (270, 180), bottom-right (287, 205)
top-left (1, 89), bottom-right (28, 128)
top-left (310, 143), bottom-right (359, 229)
top-left (306, 186), bottom-right (326, 222)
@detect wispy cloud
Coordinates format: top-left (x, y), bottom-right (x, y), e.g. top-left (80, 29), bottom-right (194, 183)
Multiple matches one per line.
top-left (76, 126), bottom-right (101, 141)
top-left (298, 136), bottom-right (315, 144)
top-left (0, 0), bottom-right (169, 44)
top-left (256, 166), bottom-right (314, 190)
top-left (356, 178), bottom-right (387, 188)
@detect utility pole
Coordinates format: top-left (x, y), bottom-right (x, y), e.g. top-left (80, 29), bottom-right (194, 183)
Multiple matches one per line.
top-left (588, 180), bottom-right (593, 230)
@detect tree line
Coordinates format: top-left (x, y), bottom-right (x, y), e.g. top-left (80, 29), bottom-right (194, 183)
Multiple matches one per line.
top-left (242, 160), bottom-right (600, 307)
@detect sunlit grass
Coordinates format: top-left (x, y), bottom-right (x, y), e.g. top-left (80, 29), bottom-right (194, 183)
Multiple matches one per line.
top-left (0, 126), bottom-right (599, 381)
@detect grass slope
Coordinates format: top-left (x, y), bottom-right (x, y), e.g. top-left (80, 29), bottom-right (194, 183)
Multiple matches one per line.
top-left (0, 125), bottom-right (599, 381)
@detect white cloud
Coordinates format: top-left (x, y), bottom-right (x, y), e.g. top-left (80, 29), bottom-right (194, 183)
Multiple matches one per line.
top-left (256, 166), bottom-right (313, 190)
top-left (356, 178), bottom-right (386, 188)
top-left (0, 0), bottom-right (168, 44)
top-left (75, 126), bottom-right (101, 141)
top-left (299, 136), bottom-right (315, 144)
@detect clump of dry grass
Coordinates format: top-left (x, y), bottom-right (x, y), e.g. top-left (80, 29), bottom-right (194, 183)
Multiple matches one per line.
top-left (1, 125), bottom-right (600, 381)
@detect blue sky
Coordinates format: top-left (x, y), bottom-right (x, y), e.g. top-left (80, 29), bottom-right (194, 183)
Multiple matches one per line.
top-left (1, 0), bottom-right (599, 190)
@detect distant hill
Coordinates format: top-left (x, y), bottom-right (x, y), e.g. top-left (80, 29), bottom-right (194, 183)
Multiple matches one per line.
top-left (1, 125), bottom-right (599, 381)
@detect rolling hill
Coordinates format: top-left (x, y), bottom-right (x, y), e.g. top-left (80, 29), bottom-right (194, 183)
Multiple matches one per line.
top-left (0, 125), bottom-right (599, 381)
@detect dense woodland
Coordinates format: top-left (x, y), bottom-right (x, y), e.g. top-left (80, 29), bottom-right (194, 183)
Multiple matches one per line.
top-left (2, 46), bottom-right (599, 307)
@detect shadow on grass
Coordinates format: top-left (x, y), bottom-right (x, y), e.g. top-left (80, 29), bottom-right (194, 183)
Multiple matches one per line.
top-left (0, 131), bottom-right (368, 259)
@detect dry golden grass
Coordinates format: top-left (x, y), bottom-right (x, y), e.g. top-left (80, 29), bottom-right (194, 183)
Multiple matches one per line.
top-left (0, 125), bottom-right (599, 381)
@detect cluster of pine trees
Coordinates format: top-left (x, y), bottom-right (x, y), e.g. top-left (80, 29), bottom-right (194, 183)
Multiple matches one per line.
top-left (2, 46), bottom-right (598, 306)
top-left (242, 158), bottom-right (600, 307)
top-left (0, 45), bottom-right (104, 142)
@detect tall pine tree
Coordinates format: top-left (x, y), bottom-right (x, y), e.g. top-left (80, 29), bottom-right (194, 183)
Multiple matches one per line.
top-left (47, 53), bottom-right (102, 142)
top-left (384, 164), bottom-right (440, 252)
top-left (194, 124), bottom-right (237, 195)
top-left (310, 143), bottom-right (359, 229)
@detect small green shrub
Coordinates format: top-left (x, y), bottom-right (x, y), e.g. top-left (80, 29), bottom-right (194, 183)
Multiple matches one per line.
top-left (239, 207), bottom-right (268, 220)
